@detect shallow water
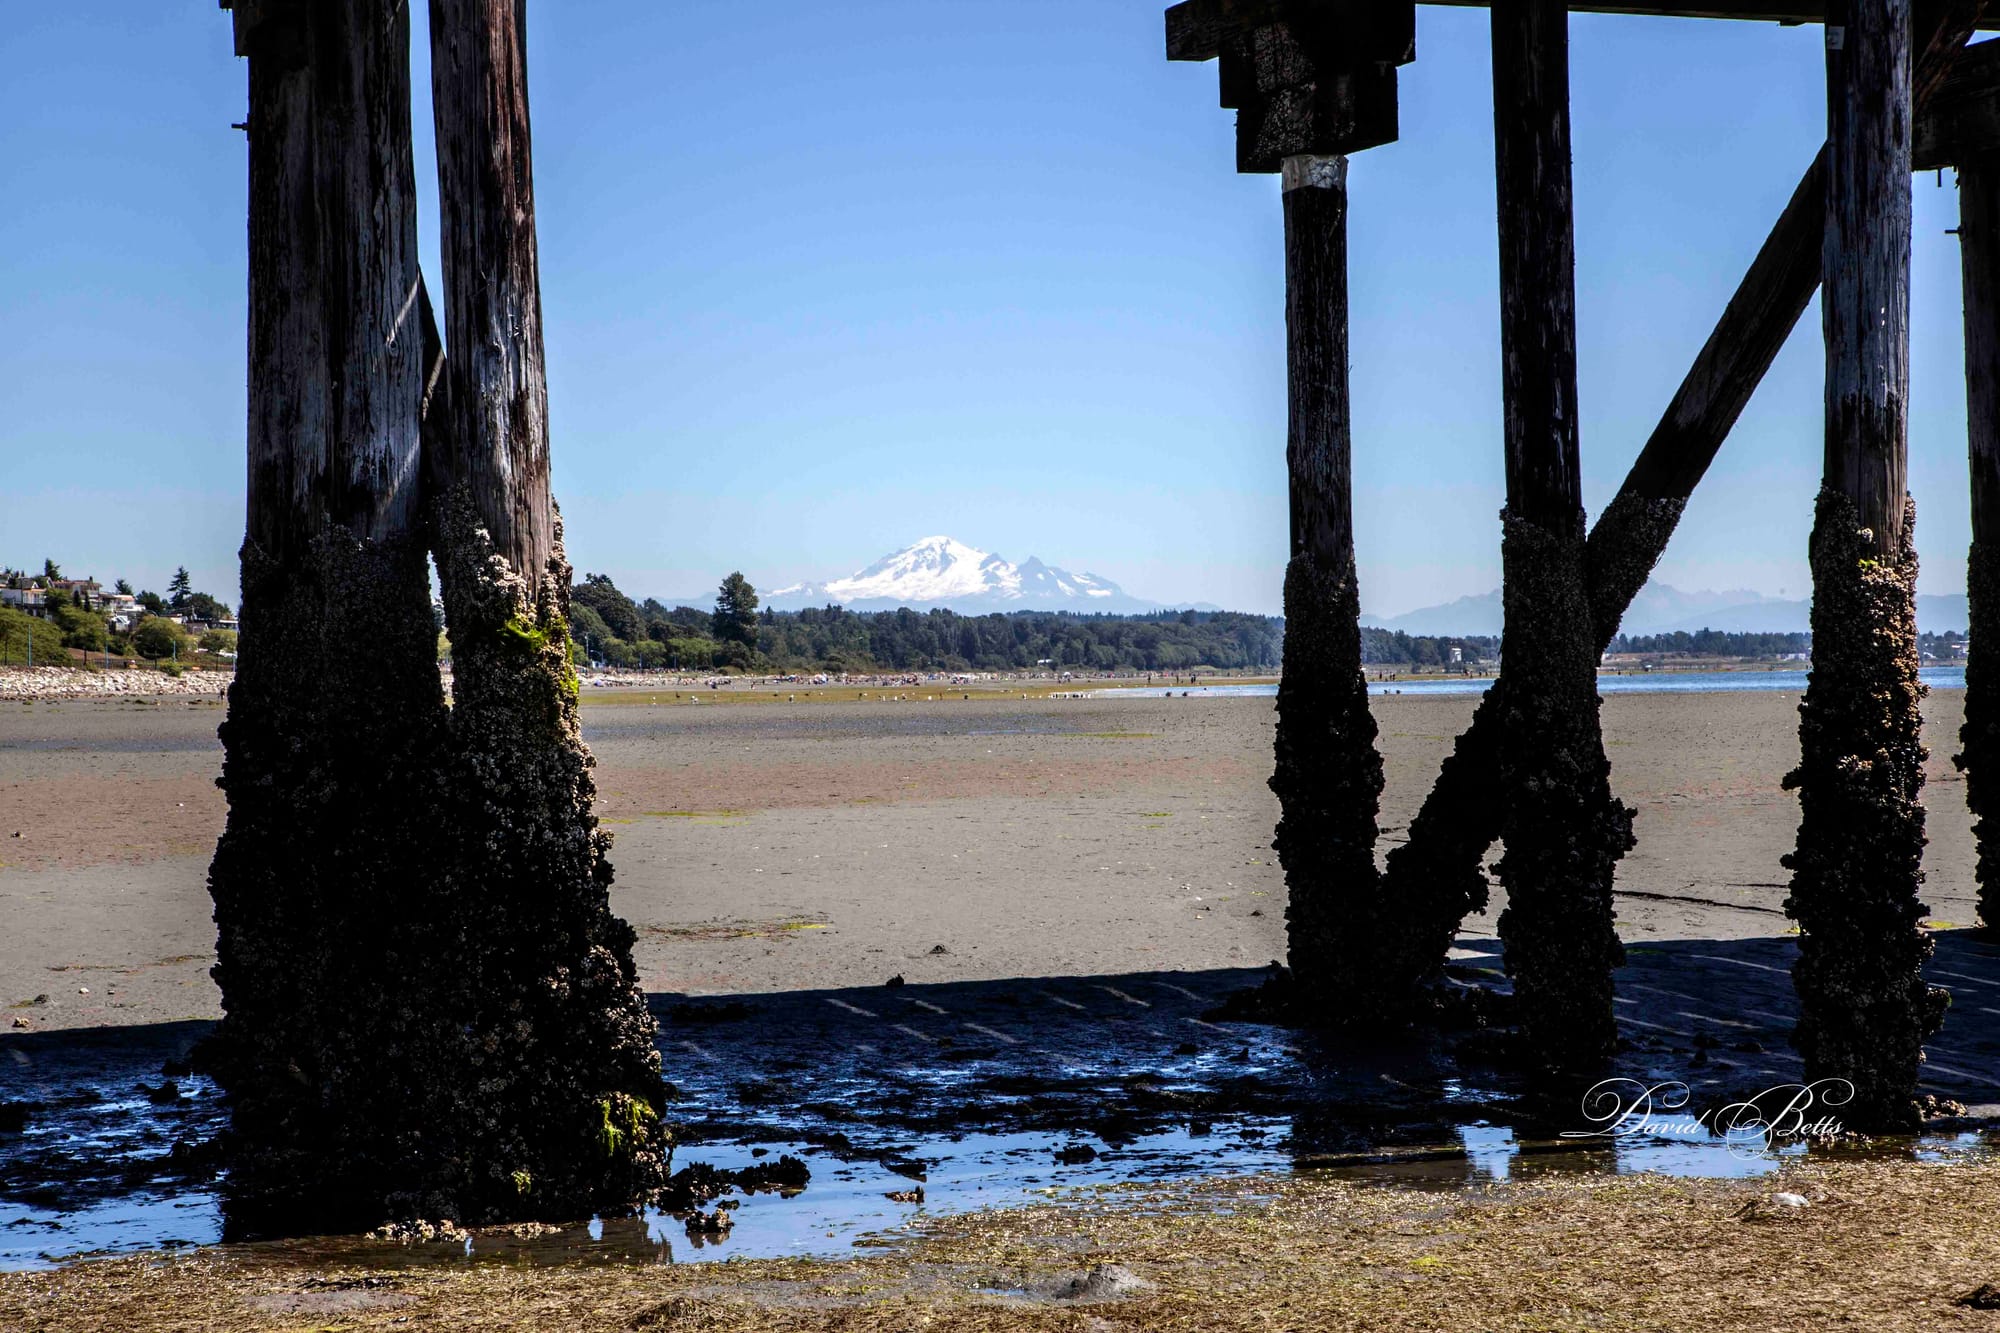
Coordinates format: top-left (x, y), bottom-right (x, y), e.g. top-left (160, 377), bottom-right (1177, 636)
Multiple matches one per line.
top-left (6, 953), bottom-right (1996, 1271)
top-left (1101, 666), bottom-right (1967, 700)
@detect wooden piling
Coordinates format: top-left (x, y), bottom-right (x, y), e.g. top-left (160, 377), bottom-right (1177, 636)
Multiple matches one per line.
top-left (424, 0), bottom-right (670, 1218)
top-left (1785, 0), bottom-right (1945, 1131)
top-left (1959, 150), bottom-right (2000, 935)
top-left (1270, 154), bottom-right (1387, 1020)
top-left (208, 0), bottom-right (450, 1226)
top-left (1377, 6), bottom-right (1981, 1004)
top-left (1486, 0), bottom-right (1632, 1068)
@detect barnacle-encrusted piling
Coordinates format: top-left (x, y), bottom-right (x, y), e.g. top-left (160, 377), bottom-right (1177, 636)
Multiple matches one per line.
top-left (1374, 491), bottom-right (1683, 1003)
top-left (1269, 155), bottom-right (1389, 1022)
top-left (1273, 548), bottom-right (1386, 1017)
top-left (1963, 543), bottom-right (2000, 933)
top-left (209, 538), bottom-right (448, 1224)
top-left (1371, 5), bottom-right (1980, 1013)
top-left (205, 0), bottom-right (454, 1227)
top-left (211, 0), bottom-right (667, 1228)
top-left (1787, 0), bottom-right (1944, 1132)
top-left (422, 0), bottom-right (669, 1218)
top-left (1491, 512), bottom-right (1634, 1067)
top-left (1784, 497), bottom-right (1946, 1130)
top-left (1483, 0), bottom-right (1632, 1069)
top-left (425, 494), bottom-right (669, 1219)
top-left (1956, 151), bottom-right (2000, 935)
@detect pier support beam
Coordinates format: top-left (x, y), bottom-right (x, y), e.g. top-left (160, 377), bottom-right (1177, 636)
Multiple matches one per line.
top-left (1376, 4), bottom-right (1983, 1005)
top-left (1487, 0), bottom-right (1632, 1068)
top-left (1958, 151), bottom-right (2000, 935)
top-left (1166, 3), bottom-right (1410, 1019)
top-left (207, 0), bottom-right (449, 1225)
top-left (1271, 154), bottom-right (1388, 1019)
top-left (1784, 0), bottom-right (1945, 1131)
top-left (423, 0), bottom-right (670, 1218)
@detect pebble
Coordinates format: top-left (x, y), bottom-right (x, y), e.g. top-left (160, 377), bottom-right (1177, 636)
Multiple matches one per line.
top-left (1043, 1263), bottom-right (1153, 1301)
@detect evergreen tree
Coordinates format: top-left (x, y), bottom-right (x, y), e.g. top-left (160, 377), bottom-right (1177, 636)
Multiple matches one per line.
top-left (712, 572), bottom-right (759, 645)
top-left (167, 566), bottom-right (194, 609)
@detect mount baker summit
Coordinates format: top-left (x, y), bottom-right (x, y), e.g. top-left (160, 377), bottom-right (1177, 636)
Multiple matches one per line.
top-left (765, 537), bottom-right (1173, 614)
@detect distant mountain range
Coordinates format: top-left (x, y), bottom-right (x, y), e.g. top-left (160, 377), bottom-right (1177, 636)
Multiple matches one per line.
top-left (1362, 582), bottom-right (1971, 637)
top-left (764, 536), bottom-right (1184, 614)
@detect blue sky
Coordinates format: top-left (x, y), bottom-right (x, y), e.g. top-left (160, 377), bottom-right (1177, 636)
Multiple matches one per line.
top-left (0, 4), bottom-right (1981, 616)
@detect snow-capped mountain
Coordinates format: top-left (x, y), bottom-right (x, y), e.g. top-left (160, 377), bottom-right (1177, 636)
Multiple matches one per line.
top-left (767, 537), bottom-right (1161, 613)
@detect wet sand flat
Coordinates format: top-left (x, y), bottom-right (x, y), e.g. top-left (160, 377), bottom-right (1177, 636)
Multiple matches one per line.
top-left (0, 687), bottom-right (1986, 1030)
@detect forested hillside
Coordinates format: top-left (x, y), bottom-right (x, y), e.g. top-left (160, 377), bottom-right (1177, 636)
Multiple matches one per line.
top-left (566, 573), bottom-right (1282, 672)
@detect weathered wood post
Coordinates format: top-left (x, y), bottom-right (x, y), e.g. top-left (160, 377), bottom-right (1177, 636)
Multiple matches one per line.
top-left (1166, 0), bottom-right (1414, 1020)
top-left (1918, 36), bottom-right (2000, 939)
top-left (1486, 0), bottom-right (1632, 1068)
top-left (208, 0), bottom-right (451, 1223)
top-left (1273, 151), bottom-right (1389, 1019)
top-left (424, 0), bottom-right (670, 1217)
top-left (1960, 150), bottom-right (2000, 933)
top-left (1784, 0), bottom-right (1946, 1131)
top-left (1378, 5), bottom-right (1984, 1006)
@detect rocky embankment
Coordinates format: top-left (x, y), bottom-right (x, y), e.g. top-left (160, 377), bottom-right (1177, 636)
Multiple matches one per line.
top-left (0, 666), bottom-right (230, 701)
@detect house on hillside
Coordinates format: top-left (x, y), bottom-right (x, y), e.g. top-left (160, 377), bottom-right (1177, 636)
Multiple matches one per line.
top-left (50, 578), bottom-right (102, 609)
top-left (99, 592), bottom-right (141, 630)
top-left (0, 587), bottom-right (47, 617)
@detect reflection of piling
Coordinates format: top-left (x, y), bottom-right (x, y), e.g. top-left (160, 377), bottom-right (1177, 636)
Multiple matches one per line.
top-left (1485, 0), bottom-right (1630, 1070)
top-left (1783, 0), bottom-right (1944, 1132)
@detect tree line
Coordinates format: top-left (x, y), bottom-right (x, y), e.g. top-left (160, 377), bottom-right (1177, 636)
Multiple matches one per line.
top-left (1359, 628), bottom-right (1496, 668)
top-left (566, 572), bottom-right (1284, 673)
top-left (1608, 629), bottom-right (1811, 657)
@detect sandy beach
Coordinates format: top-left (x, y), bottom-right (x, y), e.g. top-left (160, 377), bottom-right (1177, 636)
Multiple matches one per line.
top-left (0, 684), bottom-right (1985, 1029)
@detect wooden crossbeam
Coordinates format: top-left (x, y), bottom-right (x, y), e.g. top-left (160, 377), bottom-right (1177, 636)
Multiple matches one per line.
top-left (218, 0), bottom-right (308, 61)
top-left (1172, 1), bottom-right (1417, 62)
top-left (1170, 0), bottom-right (2000, 63)
top-left (1917, 37), bottom-right (2000, 166)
